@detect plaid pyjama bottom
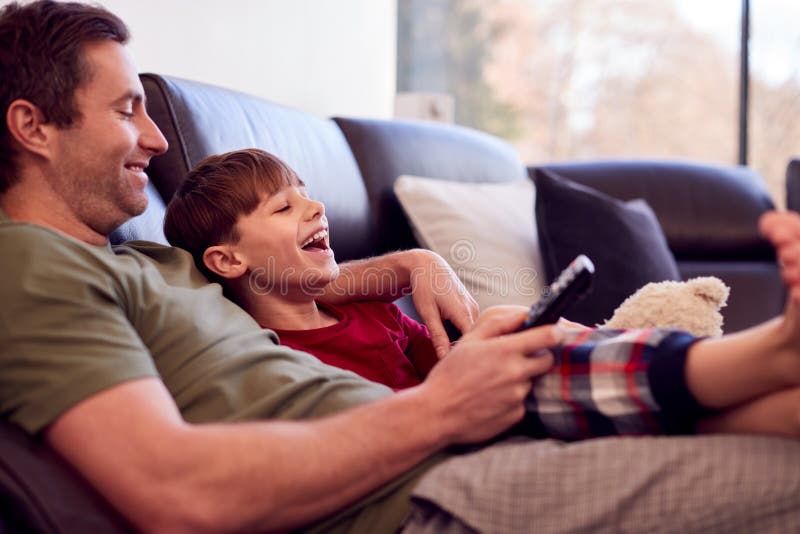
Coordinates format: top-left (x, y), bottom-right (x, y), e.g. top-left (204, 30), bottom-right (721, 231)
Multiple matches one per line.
top-left (523, 327), bottom-right (710, 439)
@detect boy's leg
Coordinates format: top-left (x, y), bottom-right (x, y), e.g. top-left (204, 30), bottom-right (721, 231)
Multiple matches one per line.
top-left (528, 319), bottom-right (800, 439)
top-left (683, 308), bottom-right (800, 410)
top-left (527, 327), bottom-right (705, 439)
top-left (696, 387), bottom-right (800, 438)
top-left (524, 211), bottom-right (800, 441)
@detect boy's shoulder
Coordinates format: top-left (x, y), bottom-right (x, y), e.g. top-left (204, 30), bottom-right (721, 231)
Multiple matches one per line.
top-left (333, 300), bottom-right (406, 323)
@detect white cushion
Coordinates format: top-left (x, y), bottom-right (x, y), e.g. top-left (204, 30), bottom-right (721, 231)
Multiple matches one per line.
top-left (393, 175), bottom-right (545, 310)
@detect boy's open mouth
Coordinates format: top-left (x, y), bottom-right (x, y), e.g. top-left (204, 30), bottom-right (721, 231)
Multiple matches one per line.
top-left (300, 229), bottom-right (330, 251)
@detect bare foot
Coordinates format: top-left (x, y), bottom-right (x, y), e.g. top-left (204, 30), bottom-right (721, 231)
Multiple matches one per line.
top-left (761, 210), bottom-right (800, 303)
top-left (761, 211), bottom-right (800, 386)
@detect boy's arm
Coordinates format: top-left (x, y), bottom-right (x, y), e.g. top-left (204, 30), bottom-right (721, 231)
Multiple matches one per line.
top-left (45, 308), bottom-right (558, 533)
top-left (322, 249), bottom-right (479, 357)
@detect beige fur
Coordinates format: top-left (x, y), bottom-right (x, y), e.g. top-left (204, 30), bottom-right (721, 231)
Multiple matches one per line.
top-left (603, 277), bottom-right (730, 337)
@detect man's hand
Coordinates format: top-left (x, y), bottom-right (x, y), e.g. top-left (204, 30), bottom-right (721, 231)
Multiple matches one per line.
top-left (415, 305), bottom-right (559, 444)
top-left (407, 249), bottom-right (479, 357)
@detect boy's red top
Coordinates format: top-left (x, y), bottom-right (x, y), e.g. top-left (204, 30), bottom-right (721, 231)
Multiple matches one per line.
top-left (271, 301), bottom-right (439, 389)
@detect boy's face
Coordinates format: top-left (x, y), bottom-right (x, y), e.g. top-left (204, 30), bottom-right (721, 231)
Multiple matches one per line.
top-left (231, 185), bottom-right (339, 295)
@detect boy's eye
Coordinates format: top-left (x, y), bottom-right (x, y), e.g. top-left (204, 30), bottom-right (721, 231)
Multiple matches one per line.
top-left (274, 204), bottom-right (290, 213)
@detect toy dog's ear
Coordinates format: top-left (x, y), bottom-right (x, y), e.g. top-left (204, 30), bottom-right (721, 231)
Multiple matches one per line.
top-left (686, 277), bottom-right (730, 307)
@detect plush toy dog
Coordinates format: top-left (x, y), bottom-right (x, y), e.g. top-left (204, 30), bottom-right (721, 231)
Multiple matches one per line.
top-left (603, 277), bottom-right (730, 337)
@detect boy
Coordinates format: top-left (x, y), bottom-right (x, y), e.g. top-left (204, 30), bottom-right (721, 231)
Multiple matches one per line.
top-left (165, 148), bottom-right (800, 440)
top-left (164, 149), bottom-right (439, 390)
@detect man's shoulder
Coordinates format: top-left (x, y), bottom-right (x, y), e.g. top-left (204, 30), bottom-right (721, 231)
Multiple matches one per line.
top-left (113, 240), bottom-right (211, 288)
top-left (0, 224), bottom-right (195, 294)
top-left (0, 222), bottom-right (140, 310)
top-left (113, 239), bottom-right (189, 264)
top-left (0, 220), bottom-right (110, 268)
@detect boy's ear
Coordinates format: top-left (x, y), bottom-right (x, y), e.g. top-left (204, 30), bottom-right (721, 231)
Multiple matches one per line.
top-left (6, 99), bottom-right (57, 159)
top-left (203, 245), bottom-right (248, 279)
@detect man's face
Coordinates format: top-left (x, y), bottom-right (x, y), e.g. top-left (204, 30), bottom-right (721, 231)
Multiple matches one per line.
top-left (48, 40), bottom-right (168, 236)
top-left (230, 185), bottom-right (339, 298)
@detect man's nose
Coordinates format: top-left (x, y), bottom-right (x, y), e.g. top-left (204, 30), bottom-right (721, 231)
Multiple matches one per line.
top-left (140, 112), bottom-right (168, 155)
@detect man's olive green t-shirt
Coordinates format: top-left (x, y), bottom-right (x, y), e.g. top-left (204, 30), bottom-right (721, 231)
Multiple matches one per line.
top-left (0, 215), bottom-right (441, 533)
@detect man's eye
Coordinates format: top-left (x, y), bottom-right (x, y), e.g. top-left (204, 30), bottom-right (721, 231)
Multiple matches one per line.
top-left (118, 110), bottom-right (134, 119)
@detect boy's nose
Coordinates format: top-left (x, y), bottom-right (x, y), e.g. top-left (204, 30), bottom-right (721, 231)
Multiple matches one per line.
top-left (304, 198), bottom-right (325, 220)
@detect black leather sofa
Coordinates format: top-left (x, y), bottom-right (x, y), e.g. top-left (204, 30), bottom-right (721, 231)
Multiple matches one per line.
top-left (129, 74), bottom-right (784, 331)
top-left (0, 73), bottom-right (791, 532)
top-left (787, 157), bottom-right (800, 213)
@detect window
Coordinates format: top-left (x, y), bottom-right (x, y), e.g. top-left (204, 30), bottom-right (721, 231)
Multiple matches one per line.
top-left (398, 0), bottom-right (799, 206)
top-left (751, 0), bottom-right (800, 206)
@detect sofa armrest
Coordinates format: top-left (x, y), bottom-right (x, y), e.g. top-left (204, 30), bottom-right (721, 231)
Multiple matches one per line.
top-left (786, 158), bottom-right (800, 212)
top-left (0, 421), bottom-right (131, 533)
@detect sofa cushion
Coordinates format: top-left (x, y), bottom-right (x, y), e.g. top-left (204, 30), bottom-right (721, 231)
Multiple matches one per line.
top-left (534, 169), bottom-right (681, 325)
top-left (393, 175), bottom-right (546, 310)
top-left (335, 117), bottom-right (527, 254)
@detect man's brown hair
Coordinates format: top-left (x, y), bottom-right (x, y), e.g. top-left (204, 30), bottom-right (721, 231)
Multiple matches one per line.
top-left (0, 0), bottom-right (129, 192)
top-left (164, 148), bottom-right (303, 279)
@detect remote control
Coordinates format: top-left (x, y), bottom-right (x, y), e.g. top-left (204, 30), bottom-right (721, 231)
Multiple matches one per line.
top-left (517, 255), bottom-right (595, 330)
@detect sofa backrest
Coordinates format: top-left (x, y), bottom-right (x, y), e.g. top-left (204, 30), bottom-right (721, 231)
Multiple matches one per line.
top-left (113, 74), bottom-right (376, 263)
top-left (116, 74), bottom-right (531, 265)
top-left (111, 73), bottom-right (783, 332)
top-left (536, 161), bottom-right (775, 260)
top-left (334, 117), bottom-right (528, 253)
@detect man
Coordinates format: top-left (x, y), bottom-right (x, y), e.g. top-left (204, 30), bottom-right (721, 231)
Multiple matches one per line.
top-left (1, 2), bottom-right (798, 533)
top-left (0, 2), bottom-right (557, 531)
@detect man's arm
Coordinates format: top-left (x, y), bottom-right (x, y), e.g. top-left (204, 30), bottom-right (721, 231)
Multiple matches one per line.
top-left (323, 249), bottom-right (479, 357)
top-left (46, 307), bottom-right (557, 533)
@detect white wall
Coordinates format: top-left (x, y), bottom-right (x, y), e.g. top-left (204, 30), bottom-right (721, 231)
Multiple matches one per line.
top-left (19, 0), bottom-right (398, 118)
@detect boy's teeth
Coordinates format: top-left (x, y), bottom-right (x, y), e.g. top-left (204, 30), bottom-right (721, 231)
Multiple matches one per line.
top-left (302, 229), bottom-right (328, 248)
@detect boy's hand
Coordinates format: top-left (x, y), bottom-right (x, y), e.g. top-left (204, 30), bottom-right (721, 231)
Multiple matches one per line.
top-left (407, 249), bottom-right (479, 357)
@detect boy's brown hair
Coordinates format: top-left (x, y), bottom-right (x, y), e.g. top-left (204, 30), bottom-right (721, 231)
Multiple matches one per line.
top-left (0, 0), bottom-right (129, 191)
top-left (164, 148), bottom-right (303, 279)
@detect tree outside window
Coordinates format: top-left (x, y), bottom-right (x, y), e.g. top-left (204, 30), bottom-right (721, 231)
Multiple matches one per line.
top-left (398, 0), bottom-right (800, 206)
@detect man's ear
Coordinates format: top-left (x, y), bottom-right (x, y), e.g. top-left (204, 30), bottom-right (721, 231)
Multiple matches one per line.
top-left (203, 245), bottom-right (248, 279)
top-left (5, 99), bottom-right (57, 159)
